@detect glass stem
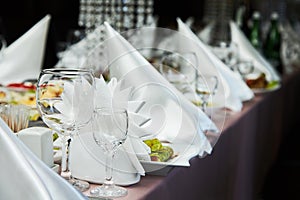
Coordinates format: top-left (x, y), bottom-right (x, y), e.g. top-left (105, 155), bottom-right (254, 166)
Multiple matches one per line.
top-left (104, 151), bottom-right (115, 186)
top-left (60, 135), bottom-right (71, 179)
top-left (202, 100), bottom-right (208, 113)
top-left (60, 135), bottom-right (68, 173)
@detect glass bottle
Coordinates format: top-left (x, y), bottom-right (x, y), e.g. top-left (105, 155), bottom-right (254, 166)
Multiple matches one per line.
top-left (249, 11), bottom-right (262, 53)
top-left (264, 12), bottom-right (282, 74)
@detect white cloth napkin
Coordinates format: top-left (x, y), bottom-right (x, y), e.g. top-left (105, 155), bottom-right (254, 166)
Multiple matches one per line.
top-left (230, 21), bottom-right (280, 82)
top-left (0, 15), bottom-right (51, 85)
top-left (176, 18), bottom-right (254, 111)
top-left (70, 76), bottom-right (150, 185)
top-left (101, 22), bottom-right (217, 156)
top-left (198, 20), bottom-right (280, 82)
top-left (0, 118), bottom-right (87, 199)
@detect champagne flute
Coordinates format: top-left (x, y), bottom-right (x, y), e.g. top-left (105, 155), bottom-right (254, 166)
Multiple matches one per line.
top-left (90, 107), bottom-right (129, 198)
top-left (195, 75), bottom-right (218, 113)
top-left (36, 68), bottom-right (94, 192)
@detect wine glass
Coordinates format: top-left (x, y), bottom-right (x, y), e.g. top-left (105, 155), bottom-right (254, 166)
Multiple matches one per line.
top-left (36, 68), bottom-right (94, 192)
top-left (210, 41), bottom-right (239, 68)
top-left (159, 51), bottom-right (197, 95)
top-left (195, 74), bottom-right (219, 113)
top-left (235, 59), bottom-right (254, 79)
top-left (90, 107), bottom-right (129, 198)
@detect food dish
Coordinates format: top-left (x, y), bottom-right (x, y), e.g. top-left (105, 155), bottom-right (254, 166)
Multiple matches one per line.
top-left (251, 81), bottom-right (281, 94)
top-left (140, 142), bottom-right (199, 173)
top-left (244, 73), bottom-right (281, 94)
top-left (0, 83), bottom-right (40, 121)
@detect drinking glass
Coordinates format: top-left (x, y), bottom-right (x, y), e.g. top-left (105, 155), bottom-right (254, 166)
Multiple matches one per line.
top-left (90, 107), bottom-right (129, 198)
top-left (159, 52), bottom-right (197, 94)
top-left (210, 41), bottom-right (239, 67)
top-left (235, 60), bottom-right (254, 79)
top-left (195, 75), bottom-right (219, 113)
top-left (36, 68), bottom-right (94, 192)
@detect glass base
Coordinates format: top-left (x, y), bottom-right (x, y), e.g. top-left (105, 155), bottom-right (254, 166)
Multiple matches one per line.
top-left (69, 179), bottom-right (90, 192)
top-left (60, 171), bottom-right (90, 192)
top-left (90, 184), bottom-right (128, 198)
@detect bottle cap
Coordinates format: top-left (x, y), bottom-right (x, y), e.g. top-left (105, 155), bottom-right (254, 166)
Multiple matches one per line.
top-left (252, 11), bottom-right (261, 19)
top-left (271, 12), bottom-right (279, 20)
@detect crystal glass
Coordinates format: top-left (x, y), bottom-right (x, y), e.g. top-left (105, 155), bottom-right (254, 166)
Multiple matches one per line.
top-left (235, 60), bottom-right (254, 78)
top-left (90, 107), bottom-right (128, 198)
top-left (195, 75), bottom-right (219, 113)
top-left (159, 52), bottom-right (198, 95)
top-left (210, 41), bottom-right (239, 68)
top-left (36, 68), bottom-right (94, 192)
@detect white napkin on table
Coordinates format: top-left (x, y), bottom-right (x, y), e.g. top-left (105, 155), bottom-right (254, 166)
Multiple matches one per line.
top-left (0, 15), bottom-right (51, 85)
top-left (230, 21), bottom-right (280, 82)
top-left (101, 22), bottom-right (217, 156)
top-left (0, 118), bottom-right (87, 200)
top-left (70, 76), bottom-right (150, 185)
top-left (176, 18), bottom-right (254, 112)
top-left (198, 20), bottom-right (280, 82)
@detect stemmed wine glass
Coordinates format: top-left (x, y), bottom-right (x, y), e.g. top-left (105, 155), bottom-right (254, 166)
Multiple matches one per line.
top-left (210, 41), bottom-right (239, 68)
top-left (36, 68), bottom-right (94, 192)
top-left (159, 51), bottom-right (197, 95)
top-left (195, 74), bottom-right (219, 113)
top-left (90, 107), bottom-right (129, 198)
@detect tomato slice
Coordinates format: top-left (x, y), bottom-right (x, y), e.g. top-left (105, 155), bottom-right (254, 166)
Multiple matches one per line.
top-left (6, 83), bottom-right (36, 90)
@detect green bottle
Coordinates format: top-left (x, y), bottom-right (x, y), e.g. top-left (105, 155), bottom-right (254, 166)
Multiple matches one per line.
top-left (249, 11), bottom-right (262, 53)
top-left (264, 12), bottom-right (282, 74)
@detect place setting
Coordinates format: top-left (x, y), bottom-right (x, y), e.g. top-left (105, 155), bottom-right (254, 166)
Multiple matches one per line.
top-left (198, 19), bottom-right (282, 95)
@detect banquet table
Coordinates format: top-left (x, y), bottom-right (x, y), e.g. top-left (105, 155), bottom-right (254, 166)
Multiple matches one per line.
top-left (83, 68), bottom-right (300, 200)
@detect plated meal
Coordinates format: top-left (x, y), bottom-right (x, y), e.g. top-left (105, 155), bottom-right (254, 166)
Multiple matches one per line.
top-left (143, 138), bottom-right (176, 162)
top-left (244, 73), bottom-right (280, 93)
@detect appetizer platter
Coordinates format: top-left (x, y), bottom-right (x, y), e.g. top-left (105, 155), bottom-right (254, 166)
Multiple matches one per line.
top-left (0, 82), bottom-right (40, 121)
top-left (141, 138), bottom-right (199, 173)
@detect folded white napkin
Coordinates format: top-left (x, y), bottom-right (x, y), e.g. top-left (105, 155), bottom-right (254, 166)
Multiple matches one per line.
top-left (0, 118), bottom-right (87, 199)
top-left (102, 22), bottom-right (217, 155)
top-left (230, 21), bottom-right (280, 82)
top-left (0, 15), bottom-right (51, 85)
top-left (176, 18), bottom-right (254, 111)
top-left (198, 20), bottom-right (280, 82)
top-left (70, 76), bottom-right (150, 185)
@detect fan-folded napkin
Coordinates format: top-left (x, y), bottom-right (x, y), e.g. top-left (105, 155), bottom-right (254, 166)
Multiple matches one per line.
top-left (100, 22), bottom-right (217, 155)
top-left (198, 20), bottom-right (280, 82)
top-left (0, 15), bottom-right (51, 85)
top-left (175, 18), bottom-right (254, 111)
top-left (61, 76), bottom-right (150, 185)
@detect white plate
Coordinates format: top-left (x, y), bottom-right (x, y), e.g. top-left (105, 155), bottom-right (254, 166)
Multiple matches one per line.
top-left (140, 143), bottom-right (199, 173)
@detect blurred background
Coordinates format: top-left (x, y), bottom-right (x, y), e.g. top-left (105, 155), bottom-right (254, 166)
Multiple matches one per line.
top-left (0, 0), bottom-right (299, 67)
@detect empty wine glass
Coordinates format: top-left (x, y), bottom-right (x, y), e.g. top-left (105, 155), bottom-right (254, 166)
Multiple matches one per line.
top-left (235, 60), bottom-right (254, 79)
top-left (36, 68), bottom-right (94, 192)
top-left (210, 41), bottom-right (239, 67)
top-left (195, 75), bottom-right (219, 113)
top-left (159, 51), bottom-right (197, 94)
top-left (90, 107), bottom-right (129, 198)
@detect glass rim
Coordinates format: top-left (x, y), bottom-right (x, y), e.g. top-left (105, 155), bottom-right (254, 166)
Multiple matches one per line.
top-left (42, 68), bottom-right (94, 75)
top-left (94, 107), bottom-right (128, 113)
